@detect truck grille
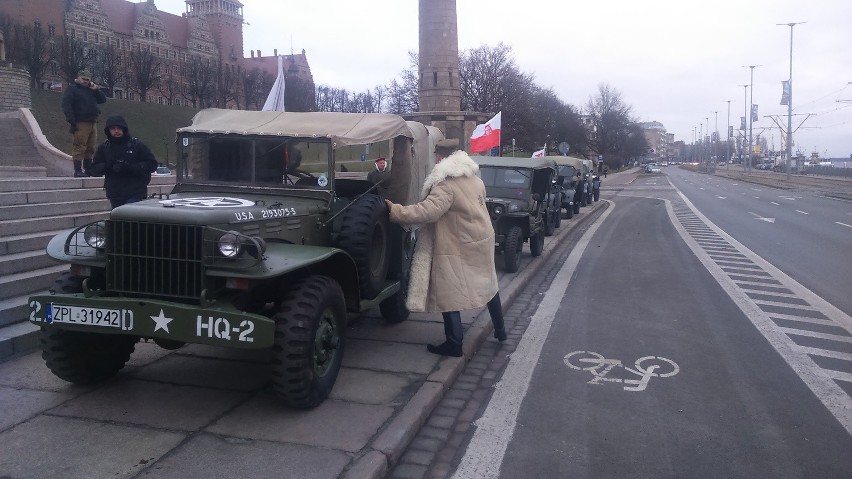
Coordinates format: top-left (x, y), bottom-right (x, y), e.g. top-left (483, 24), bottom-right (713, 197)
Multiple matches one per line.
top-left (106, 221), bottom-right (204, 299)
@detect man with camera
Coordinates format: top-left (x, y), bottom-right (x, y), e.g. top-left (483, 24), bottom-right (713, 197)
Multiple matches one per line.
top-left (61, 70), bottom-right (107, 177)
top-left (87, 115), bottom-right (158, 208)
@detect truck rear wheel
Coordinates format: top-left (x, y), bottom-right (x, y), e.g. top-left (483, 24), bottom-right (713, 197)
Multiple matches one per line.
top-left (337, 194), bottom-right (389, 298)
top-left (271, 275), bottom-right (346, 409)
top-left (503, 226), bottom-right (523, 273)
top-left (40, 271), bottom-right (137, 384)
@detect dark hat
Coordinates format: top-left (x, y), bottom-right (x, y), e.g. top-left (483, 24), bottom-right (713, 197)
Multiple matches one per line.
top-left (78, 70), bottom-right (92, 80)
top-left (435, 138), bottom-right (459, 155)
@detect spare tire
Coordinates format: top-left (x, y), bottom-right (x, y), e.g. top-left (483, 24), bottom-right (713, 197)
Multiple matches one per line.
top-left (337, 194), bottom-right (389, 298)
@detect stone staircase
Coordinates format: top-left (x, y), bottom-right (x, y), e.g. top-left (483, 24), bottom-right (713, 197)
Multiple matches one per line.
top-left (0, 175), bottom-right (175, 361)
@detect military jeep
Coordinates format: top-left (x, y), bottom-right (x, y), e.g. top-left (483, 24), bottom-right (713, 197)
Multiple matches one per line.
top-left (547, 156), bottom-right (581, 219)
top-left (472, 156), bottom-right (557, 273)
top-left (28, 109), bottom-right (441, 409)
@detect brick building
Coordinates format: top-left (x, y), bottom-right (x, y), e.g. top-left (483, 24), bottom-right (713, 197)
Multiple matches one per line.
top-left (0, 0), bottom-right (312, 108)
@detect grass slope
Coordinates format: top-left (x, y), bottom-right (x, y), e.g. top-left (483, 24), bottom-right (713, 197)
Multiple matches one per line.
top-left (30, 89), bottom-right (200, 167)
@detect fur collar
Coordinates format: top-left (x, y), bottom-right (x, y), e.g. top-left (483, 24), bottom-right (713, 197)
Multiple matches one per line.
top-left (420, 150), bottom-right (479, 199)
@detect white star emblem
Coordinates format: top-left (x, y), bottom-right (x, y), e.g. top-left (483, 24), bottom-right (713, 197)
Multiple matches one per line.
top-left (151, 309), bottom-right (174, 333)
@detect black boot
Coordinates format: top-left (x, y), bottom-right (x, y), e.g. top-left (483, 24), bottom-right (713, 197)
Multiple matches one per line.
top-left (487, 293), bottom-right (507, 341)
top-left (73, 160), bottom-right (86, 177)
top-left (428, 312), bottom-right (464, 357)
top-left (427, 340), bottom-right (463, 357)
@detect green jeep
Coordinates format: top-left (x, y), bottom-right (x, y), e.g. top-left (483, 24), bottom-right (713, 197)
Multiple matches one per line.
top-left (472, 156), bottom-right (557, 273)
top-left (28, 109), bottom-right (441, 409)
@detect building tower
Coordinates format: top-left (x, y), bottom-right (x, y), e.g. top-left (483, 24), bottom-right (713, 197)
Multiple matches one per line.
top-left (407, 0), bottom-right (488, 151)
top-left (418, 0), bottom-right (460, 112)
top-left (183, 0), bottom-right (244, 65)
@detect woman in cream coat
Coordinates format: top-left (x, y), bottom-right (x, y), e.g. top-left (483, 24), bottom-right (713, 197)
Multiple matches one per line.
top-left (385, 140), bottom-right (506, 357)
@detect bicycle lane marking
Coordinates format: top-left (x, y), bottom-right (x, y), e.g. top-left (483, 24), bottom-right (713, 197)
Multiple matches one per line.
top-left (450, 200), bottom-right (616, 479)
top-left (563, 350), bottom-right (680, 392)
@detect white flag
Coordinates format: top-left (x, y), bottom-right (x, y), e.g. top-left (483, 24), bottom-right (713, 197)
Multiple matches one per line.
top-left (262, 55), bottom-right (286, 111)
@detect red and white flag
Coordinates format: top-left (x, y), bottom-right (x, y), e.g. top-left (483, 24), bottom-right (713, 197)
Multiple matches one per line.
top-left (531, 148), bottom-right (545, 158)
top-left (469, 111), bottom-right (501, 154)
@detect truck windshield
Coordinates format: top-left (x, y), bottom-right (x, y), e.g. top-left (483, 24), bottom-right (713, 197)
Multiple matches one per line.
top-left (177, 136), bottom-right (333, 188)
top-left (479, 167), bottom-right (531, 188)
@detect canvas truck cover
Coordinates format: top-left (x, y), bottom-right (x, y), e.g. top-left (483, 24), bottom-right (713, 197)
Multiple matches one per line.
top-left (177, 109), bottom-right (414, 148)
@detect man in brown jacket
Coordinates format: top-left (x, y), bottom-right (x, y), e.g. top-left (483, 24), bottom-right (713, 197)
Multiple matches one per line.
top-left (385, 139), bottom-right (506, 357)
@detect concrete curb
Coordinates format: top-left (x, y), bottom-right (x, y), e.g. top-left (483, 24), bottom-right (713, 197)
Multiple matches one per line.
top-left (349, 199), bottom-right (607, 477)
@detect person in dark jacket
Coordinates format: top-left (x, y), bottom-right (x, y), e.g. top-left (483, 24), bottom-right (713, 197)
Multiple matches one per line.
top-left (88, 115), bottom-right (157, 208)
top-left (61, 70), bottom-right (107, 177)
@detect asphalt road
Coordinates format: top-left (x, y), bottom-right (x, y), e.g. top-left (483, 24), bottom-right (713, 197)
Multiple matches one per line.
top-left (447, 173), bottom-right (852, 478)
top-left (666, 167), bottom-right (852, 316)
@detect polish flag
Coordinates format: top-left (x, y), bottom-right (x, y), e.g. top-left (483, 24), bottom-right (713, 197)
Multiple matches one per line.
top-left (531, 148), bottom-right (545, 158)
top-left (469, 111), bottom-right (501, 154)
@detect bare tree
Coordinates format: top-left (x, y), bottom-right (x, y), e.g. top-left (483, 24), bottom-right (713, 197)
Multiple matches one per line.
top-left (212, 59), bottom-right (238, 108)
top-left (241, 67), bottom-right (274, 110)
top-left (383, 51), bottom-right (418, 114)
top-left (58, 35), bottom-right (90, 82)
top-left (185, 55), bottom-right (216, 108)
top-left (93, 43), bottom-right (124, 97)
top-left (9, 22), bottom-right (55, 87)
top-left (284, 74), bottom-right (315, 112)
top-left (157, 59), bottom-right (182, 105)
top-left (128, 46), bottom-right (160, 102)
top-left (586, 83), bottom-right (645, 167)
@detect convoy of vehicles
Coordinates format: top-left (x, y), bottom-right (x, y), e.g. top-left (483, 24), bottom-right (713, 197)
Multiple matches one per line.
top-left (27, 110), bottom-right (602, 408)
top-left (472, 156), bottom-right (558, 273)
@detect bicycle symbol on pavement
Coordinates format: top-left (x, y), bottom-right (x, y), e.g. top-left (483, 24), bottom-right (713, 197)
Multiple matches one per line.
top-left (563, 350), bottom-right (679, 392)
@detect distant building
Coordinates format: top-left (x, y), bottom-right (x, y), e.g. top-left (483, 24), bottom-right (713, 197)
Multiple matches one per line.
top-left (0, 0), bottom-right (313, 108)
top-left (640, 121), bottom-right (673, 161)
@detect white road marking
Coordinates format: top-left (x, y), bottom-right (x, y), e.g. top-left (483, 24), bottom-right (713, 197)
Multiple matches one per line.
top-left (770, 201), bottom-right (781, 205)
top-left (836, 222), bottom-right (852, 229)
top-left (672, 191), bottom-right (852, 437)
top-left (716, 195), bottom-right (727, 199)
top-left (748, 212), bottom-right (776, 223)
top-left (451, 201), bottom-right (615, 479)
top-left (796, 210), bottom-right (809, 215)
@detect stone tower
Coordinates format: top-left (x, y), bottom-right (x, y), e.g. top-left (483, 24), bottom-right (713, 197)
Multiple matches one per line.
top-left (408, 0), bottom-right (489, 151)
top-left (418, 0), bottom-right (460, 112)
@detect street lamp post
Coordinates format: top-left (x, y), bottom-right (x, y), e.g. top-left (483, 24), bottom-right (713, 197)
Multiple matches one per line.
top-left (739, 84), bottom-right (748, 171)
top-left (705, 117), bottom-right (710, 171)
top-left (778, 21), bottom-right (805, 181)
top-left (714, 111), bottom-right (719, 170)
top-left (726, 100), bottom-right (731, 170)
top-left (743, 65), bottom-right (760, 173)
top-left (699, 123), bottom-right (703, 165)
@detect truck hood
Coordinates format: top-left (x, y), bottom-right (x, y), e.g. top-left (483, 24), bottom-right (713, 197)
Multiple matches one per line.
top-left (109, 193), bottom-right (328, 226)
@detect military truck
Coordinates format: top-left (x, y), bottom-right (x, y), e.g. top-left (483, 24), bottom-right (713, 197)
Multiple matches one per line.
top-left (472, 156), bottom-right (557, 273)
top-left (28, 109), bottom-right (441, 409)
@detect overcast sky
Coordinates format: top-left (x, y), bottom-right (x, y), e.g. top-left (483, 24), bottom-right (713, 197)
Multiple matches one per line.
top-left (154, 0), bottom-right (852, 158)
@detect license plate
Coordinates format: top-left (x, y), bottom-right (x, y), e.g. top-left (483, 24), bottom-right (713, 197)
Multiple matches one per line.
top-left (48, 304), bottom-right (123, 328)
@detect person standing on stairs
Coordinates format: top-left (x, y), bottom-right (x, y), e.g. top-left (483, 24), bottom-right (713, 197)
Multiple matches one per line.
top-left (87, 115), bottom-right (157, 209)
top-left (61, 70), bottom-right (106, 177)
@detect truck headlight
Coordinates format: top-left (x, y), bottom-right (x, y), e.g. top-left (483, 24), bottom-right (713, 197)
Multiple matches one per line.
top-left (492, 204), bottom-right (504, 216)
top-left (83, 222), bottom-right (106, 248)
top-left (217, 232), bottom-right (242, 258)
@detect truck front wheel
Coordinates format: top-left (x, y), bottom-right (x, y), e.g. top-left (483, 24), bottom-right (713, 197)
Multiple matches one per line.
top-left (271, 275), bottom-right (346, 409)
top-left (502, 226), bottom-right (523, 273)
top-left (40, 272), bottom-right (137, 384)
